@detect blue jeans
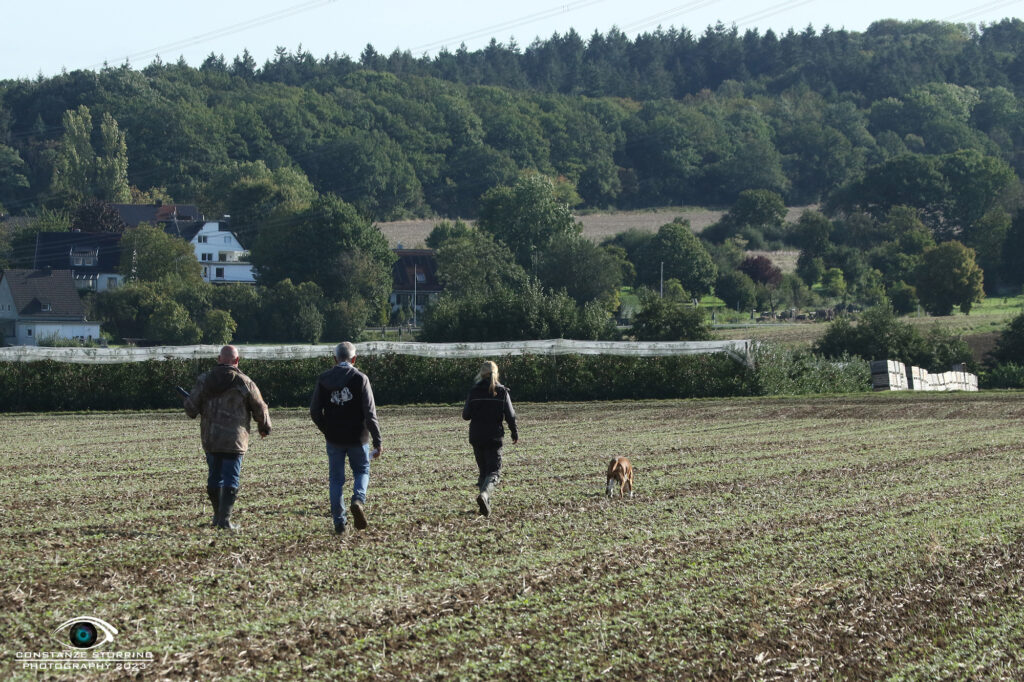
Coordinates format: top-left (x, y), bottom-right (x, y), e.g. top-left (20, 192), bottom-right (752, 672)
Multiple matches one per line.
top-left (206, 453), bottom-right (243, 489)
top-left (326, 442), bottom-right (371, 525)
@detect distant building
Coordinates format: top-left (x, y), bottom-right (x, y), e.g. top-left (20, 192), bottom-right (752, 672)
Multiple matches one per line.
top-left (390, 248), bottom-right (442, 317)
top-left (190, 219), bottom-right (256, 284)
top-left (109, 203), bottom-right (203, 231)
top-left (0, 269), bottom-right (100, 345)
top-left (33, 231), bottom-right (124, 292)
top-left (110, 205), bottom-right (255, 284)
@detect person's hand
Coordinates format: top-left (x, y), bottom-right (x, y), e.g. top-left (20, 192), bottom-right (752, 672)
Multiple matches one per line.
top-left (371, 445), bottom-right (382, 459)
top-left (512, 438), bottom-right (519, 445)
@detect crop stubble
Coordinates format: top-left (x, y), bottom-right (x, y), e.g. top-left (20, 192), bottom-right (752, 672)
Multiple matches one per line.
top-left (2, 393), bottom-right (1024, 679)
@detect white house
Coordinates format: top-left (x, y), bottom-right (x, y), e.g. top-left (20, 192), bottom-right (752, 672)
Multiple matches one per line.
top-left (0, 269), bottom-right (101, 346)
top-left (188, 220), bottom-right (256, 284)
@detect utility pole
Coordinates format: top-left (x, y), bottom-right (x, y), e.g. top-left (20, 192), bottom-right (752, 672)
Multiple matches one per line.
top-left (660, 262), bottom-right (664, 298)
top-left (413, 263), bottom-right (418, 328)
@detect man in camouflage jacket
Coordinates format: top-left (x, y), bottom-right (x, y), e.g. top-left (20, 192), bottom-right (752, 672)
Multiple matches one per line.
top-left (185, 345), bottom-right (271, 530)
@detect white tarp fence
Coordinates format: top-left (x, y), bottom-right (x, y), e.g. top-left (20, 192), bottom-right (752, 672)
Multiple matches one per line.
top-left (0, 339), bottom-right (752, 364)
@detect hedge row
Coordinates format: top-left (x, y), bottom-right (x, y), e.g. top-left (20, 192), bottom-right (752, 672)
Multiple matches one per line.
top-left (0, 347), bottom-right (871, 412)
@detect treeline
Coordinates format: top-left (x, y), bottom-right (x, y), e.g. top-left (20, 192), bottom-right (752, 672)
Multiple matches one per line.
top-left (5, 20), bottom-right (1024, 220)
top-left (6, 19), bottom-right (1024, 351)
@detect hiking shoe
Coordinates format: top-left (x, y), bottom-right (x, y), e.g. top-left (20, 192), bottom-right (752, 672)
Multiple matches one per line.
top-left (350, 500), bottom-right (368, 530)
top-left (476, 491), bottom-right (490, 517)
top-left (334, 520), bottom-right (347, 535)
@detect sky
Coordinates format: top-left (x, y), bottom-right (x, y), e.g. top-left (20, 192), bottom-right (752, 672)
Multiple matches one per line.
top-left (3, 0), bottom-right (1023, 80)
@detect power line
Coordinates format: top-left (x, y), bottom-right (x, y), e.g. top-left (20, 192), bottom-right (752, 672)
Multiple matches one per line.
top-left (734, 0), bottom-right (818, 30)
top-left (618, 1), bottom-right (727, 34)
top-left (407, 0), bottom-right (607, 54)
top-left (943, 0), bottom-right (1022, 23)
top-left (79, 0), bottom-right (339, 72)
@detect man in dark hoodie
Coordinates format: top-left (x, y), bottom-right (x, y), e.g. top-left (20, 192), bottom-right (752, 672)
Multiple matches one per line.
top-left (184, 345), bottom-right (272, 531)
top-left (310, 341), bottom-right (383, 534)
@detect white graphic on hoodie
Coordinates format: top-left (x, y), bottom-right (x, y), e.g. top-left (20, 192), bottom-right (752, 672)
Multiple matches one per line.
top-left (330, 386), bottom-right (353, 406)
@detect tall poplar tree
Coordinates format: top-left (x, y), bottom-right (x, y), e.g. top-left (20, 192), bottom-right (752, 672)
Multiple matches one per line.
top-left (51, 105), bottom-right (96, 204)
top-left (96, 112), bottom-right (131, 203)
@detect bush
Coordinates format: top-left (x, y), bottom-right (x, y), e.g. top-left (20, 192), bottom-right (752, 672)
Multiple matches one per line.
top-left (888, 281), bottom-right (919, 316)
top-left (716, 270), bottom-right (757, 311)
top-left (0, 353), bottom-right (755, 411)
top-left (420, 282), bottom-right (618, 342)
top-left (200, 309), bottom-right (237, 345)
top-left (813, 303), bottom-right (971, 372)
top-left (35, 335), bottom-right (101, 348)
top-left (980, 362), bottom-right (1024, 389)
top-left (630, 289), bottom-right (711, 341)
top-left (750, 343), bottom-right (871, 395)
top-left (0, 344), bottom-right (885, 412)
top-left (986, 310), bottom-right (1024, 367)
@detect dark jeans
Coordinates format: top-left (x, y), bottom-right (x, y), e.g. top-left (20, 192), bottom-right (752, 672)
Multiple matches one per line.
top-left (472, 441), bottom-right (502, 490)
top-left (206, 453), bottom-right (243, 489)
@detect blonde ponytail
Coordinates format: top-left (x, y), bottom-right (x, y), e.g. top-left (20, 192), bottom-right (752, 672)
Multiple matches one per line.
top-left (475, 360), bottom-right (499, 396)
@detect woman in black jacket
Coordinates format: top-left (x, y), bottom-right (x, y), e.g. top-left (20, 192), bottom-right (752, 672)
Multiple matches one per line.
top-left (462, 360), bottom-right (518, 516)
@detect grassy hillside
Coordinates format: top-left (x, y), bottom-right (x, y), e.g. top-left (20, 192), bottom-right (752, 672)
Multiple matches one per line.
top-left (4, 394), bottom-right (1024, 678)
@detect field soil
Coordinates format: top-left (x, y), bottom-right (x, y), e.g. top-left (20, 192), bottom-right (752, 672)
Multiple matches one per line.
top-left (4, 393), bottom-right (1024, 679)
top-left (377, 206), bottom-right (810, 247)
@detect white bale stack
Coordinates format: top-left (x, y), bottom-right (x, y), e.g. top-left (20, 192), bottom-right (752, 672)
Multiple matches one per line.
top-left (871, 359), bottom-right (908, 391)
top-left (872, 361), bottom-right (978, 392)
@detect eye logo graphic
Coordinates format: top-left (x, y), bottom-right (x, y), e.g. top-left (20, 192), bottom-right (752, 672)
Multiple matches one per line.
top-left (52, 617), bottom-right (118, 650)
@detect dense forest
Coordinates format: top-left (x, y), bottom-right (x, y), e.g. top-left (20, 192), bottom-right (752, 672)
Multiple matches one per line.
top-left (4, 18), bottom-right (1024, 355)
top-left (5, 20), bottom-right (1024, 214)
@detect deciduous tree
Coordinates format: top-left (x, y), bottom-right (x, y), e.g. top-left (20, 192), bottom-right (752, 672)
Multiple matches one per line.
top-left (477, 173), bottom-right (581, 271)
top-left (915, 240), bottom-right (985, 315)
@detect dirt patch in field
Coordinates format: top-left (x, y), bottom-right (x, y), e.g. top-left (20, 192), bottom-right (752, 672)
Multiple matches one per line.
top-left (376, 206), bottom-right (812, 247)
top-left (747, 249), bottom-right (799, 273)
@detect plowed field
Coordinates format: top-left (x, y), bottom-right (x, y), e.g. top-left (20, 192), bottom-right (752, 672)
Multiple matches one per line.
top-left (4, 393), bottom-right (1024, 679)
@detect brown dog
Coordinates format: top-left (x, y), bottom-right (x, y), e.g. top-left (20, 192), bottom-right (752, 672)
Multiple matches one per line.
top-left (605, 457), bottom-right (634, 498)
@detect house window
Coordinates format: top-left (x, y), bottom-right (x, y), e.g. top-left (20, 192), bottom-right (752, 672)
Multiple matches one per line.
top-left (106, 277), bottom-right (118, 289)
top-left (26, 328), bottom-right (32, 337)
top-left (72, 256), bottom-right (83, 266)
top-left (219, 253), bottom-right (227, 261)
top-left (201, 253), bottom-right (213, 261)
top-left (198, 235), bottom-right (208, 244)
top-left (415, 271), bottom-right (426, 283)
top-left (215, 267), bottom-right (225, 279)
top-left (40, 303), bottom-right (52, 312)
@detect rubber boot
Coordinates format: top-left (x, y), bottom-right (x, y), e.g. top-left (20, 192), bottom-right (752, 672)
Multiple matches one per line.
top-left (476, 480), bottom-right (496, 517)
top-left (217, 487), bottom-right (240, 531)
top-left (350, 499), bottom-right (368, 530)
top-left (206, 486), bottom-right (220, 527)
